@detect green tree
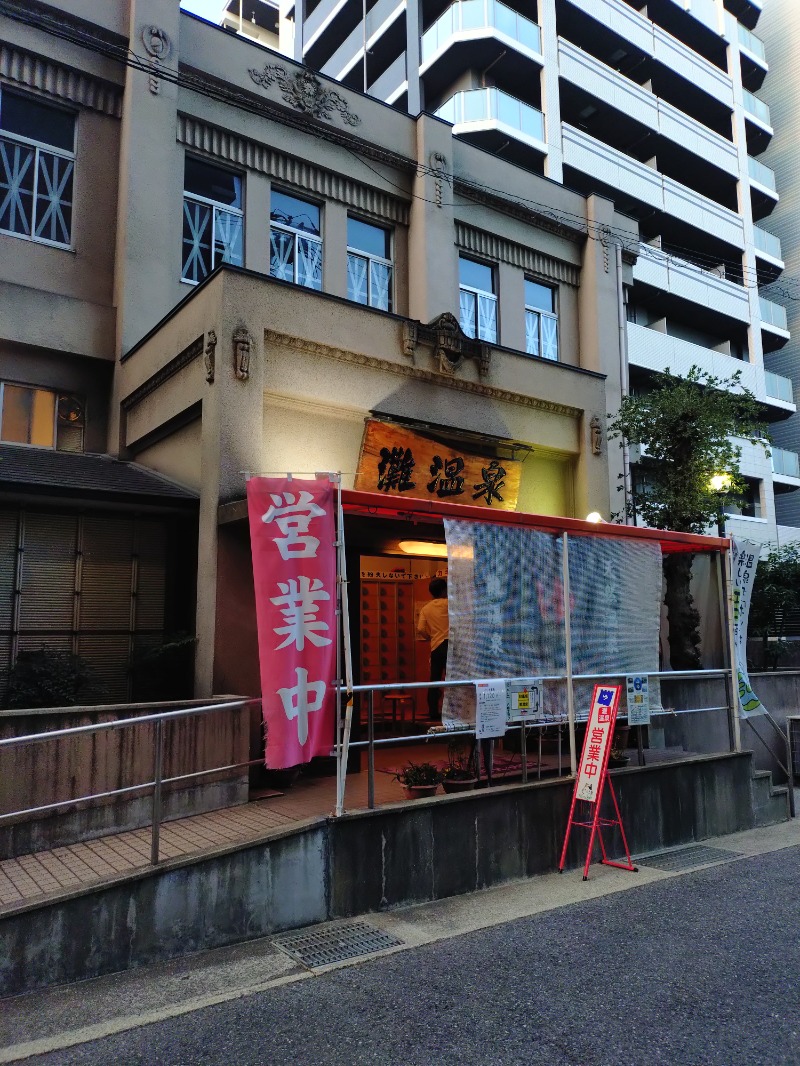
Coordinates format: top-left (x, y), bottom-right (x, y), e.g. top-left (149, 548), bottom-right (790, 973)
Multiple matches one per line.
top-left (607, 366), bottom-right (769, 669)
top-left (748, 544), bottom-right (800, 669)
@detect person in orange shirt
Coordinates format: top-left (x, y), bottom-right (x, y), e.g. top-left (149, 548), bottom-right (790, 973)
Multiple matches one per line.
top-left (417, 577), bottom-right (449, 720)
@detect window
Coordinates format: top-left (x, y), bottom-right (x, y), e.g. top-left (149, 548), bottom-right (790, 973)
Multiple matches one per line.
top-left (270, 189), bottom-right (322, 290)
top-left (459, 256), bottom-right (497, 342)
top-left (725, 478), bottom-right (763, 519)
top-left (347, 216), bottom-right (392, 311)
top-left (524, 279), bottom-right (558, 361)
top-left (0, 384), bottom-right (84, 451)
top-left (0, 89), bottom-right (75, 247)
top-left (182, 157), bottom-right (243, 284)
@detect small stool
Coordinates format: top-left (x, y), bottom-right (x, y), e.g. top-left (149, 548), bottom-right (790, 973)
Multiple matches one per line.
top-left (382, 693), bottom-right (416, 727)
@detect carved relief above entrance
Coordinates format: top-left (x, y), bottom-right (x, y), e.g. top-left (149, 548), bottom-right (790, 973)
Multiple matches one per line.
top-left (403, 312), bottom-right (491, 378)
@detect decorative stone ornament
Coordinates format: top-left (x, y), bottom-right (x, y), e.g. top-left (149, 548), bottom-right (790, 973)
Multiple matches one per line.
top-left (141, 26), bottom-right (171, 95)
top-left (204, 330), bottom-right (217, 383)
top-left (590, 415), bottom-right (603, 456)
top-left (402, 312), bottom-right (491, 377)
top-left (248, 66), bottom-right (361, 127)
top-left (432, 312), bottom-right (464, 375)
top-left (232, 326), bottom-right (253, 381)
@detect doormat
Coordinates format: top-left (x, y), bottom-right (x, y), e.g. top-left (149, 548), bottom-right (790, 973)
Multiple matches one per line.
top-left (635, 844), bottom-right (743, 872)
top-left (273, 920), bottom-right (403, 968)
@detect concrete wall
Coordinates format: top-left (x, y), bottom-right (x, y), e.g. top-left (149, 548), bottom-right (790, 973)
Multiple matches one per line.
top-left (0, 699), bottom-right (250, 859)
top-left (655, 670), bottom-right (800, 785)
top-left (0, 751), bottom-right (785, 996)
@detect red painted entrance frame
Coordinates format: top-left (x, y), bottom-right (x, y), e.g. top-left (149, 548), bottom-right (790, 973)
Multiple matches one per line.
top-left (341, 489), bottom-right (729, 555)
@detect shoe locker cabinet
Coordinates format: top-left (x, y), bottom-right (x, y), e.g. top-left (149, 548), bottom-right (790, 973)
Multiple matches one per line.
top-left (360, 580), bottom-right (420, 721)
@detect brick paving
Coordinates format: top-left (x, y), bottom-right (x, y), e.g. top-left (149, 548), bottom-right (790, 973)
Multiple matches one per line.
top-left (0, 740), bottom-right (561, 912)
top-left (0, 745), bottom-right (433, 912)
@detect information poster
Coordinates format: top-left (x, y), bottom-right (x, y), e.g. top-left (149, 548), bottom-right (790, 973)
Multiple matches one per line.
top-left (626, 674), bottom-right (650, 726)
top-left (475, 680), bottom-right (508, 739)
top-left (507, 680), bottom-right (545, 723)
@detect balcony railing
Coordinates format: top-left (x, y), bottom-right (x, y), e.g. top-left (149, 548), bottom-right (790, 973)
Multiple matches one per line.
top-left (764, 371), bottom-right (794, 404)
top-left (753, 226), bottom-right (782, 261)
top-left (422, 0), bottom-right (541, 63)
top-left (738, 22), bottom-right (766, 62)
top-left (760, 296), bottom-right (788, 332)
top-left (748, 155), bottom-right (777, 193)
top-left (436, 88), bottom-right (545, 143)
top-left (742, 89), bottom-right (771, 127)
top-left (772, 447), bottom-right (800, 479)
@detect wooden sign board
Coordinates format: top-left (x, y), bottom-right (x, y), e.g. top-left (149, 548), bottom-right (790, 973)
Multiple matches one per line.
top-left (354, 419), bottom-right (521, 511)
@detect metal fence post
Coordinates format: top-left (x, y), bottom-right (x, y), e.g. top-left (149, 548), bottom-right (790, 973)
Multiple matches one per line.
top-left (367, 690), bottom-right (375, 810)
top-left (151, 718), bottom-right (164, 865)
top-left (562, 533), bottom-right (577, 775)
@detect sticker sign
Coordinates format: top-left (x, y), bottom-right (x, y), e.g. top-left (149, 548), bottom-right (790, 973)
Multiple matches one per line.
top-left (575, 685), bottom-right (621, 804)
top-left (475, 680), bottom-right (508, 739)
top-left (626, 674), bottom-right (650, 726)
top-left (507, 680), bottom-right (545, 723)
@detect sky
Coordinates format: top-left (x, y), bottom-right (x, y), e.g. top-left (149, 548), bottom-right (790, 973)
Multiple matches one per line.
top-left (180, 0), bottom-right (226, 22)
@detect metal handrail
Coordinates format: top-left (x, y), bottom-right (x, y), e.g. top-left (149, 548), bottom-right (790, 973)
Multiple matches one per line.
top-left (744, 713), bottom-right (795, 818)
top-left (0, 698), bottom-right (260, 864)
top-left (0, 698), bottom-right (253, 749)
top-left (347, 670), bottom-right (736, 810)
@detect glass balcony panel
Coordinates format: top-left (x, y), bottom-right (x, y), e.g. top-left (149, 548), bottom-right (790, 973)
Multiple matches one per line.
top-left (460, 0), bottom-right (483, 31)
top-left (521, 100), bottom-right (545, 141)
top-left (496, 89), bottom-right (519, 127)
top-left (738, 23), bottom-right (766, 62)
top-left (753, 226), bottom-right (782, 260)
top-left (437, 88), bottom-right (544, 143)
top-left (421, 0), bottom-right (541, 62)
top-left (494, 1), bottom-right (517, 40)
top-left (748, 155), bottom-right (777, 192)
top-left (772, 448), bottom-right (800, 478)
top-left (742, 89), bottom-right (771, 126)
top-left (764, 371), bottom-right (793, 404)
top-left (463, 88), bottom-right (487, 122)
top-left (760, 296), bottom-right (788, 331)
top-left (518, 12), bottom-right (541, 52)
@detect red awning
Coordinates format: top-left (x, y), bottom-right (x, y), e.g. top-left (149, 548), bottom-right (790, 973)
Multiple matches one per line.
top-left (341, 489), bottom-right (728, 554)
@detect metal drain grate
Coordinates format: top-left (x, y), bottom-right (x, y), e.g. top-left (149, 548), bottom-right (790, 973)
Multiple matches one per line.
top-left (273, 921), bottom-right (403, 968)
top-left (635, 844), bottom-right (743, 872)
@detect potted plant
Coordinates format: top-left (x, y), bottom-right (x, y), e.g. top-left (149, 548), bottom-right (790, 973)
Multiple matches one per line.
top-left (441, 739), bottom-right (478, 794)
top-left (607, 747), bottom-right (630, 769)
top-left (394, 761), bottom-right (443, 799)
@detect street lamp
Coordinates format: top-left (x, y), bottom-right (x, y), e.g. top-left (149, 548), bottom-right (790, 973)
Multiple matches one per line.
top-left (709, 473), bottom-right (733, 537)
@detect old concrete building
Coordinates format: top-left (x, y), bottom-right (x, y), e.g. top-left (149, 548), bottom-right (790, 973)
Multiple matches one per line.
top-left (0, 0), bottom-right (636, 699)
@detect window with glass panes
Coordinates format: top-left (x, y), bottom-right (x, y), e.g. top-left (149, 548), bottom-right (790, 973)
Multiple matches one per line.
top-left (0, 89), bottom-right (75, 247)
top-left (347, 217), bottom-right (392, 310)
top-left (725, 478), bottom-right (763, 519)
top-left (269, 189), bottom-right (322, 290)
top-left (182, 157), bottom-right (243, 284)
top-left (0, 383), bottom-right (84, 451)
top-left (524, 279), bottom-right (558, 360)
top-left (459, 256), bottom-right (497, 342)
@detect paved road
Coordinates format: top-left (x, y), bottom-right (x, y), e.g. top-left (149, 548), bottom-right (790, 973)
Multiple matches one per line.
top-left (27, 845), bottom-right (800, 1066)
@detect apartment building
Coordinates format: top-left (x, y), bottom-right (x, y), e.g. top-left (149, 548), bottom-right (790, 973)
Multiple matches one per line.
top-left (287, 0), bottom-right (800, 545)
top-left (758, 0), bottom-right (800, 532)
top-left (0, 0), bottom-right (635, 697)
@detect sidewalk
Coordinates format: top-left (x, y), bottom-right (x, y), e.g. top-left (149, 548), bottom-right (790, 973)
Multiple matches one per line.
top-left (3, 815), bottom-right (800, 1065)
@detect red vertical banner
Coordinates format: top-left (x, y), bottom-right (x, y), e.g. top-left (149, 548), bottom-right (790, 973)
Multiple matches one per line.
top-left (247, 477), bottom-right (337, 769)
